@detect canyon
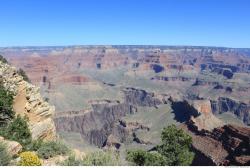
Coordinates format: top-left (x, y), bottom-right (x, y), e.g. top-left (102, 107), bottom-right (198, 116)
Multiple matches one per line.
top-left (1, 45), bottom-right (250, 165)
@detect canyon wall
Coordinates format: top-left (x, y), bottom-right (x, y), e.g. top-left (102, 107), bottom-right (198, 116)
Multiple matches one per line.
top-left (0, 61), bottom-right (56, 140)
top-left (54, 88), bottom-right (165, 147)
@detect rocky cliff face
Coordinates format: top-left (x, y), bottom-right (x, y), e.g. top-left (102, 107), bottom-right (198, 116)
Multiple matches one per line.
top-left (123, 87), bottom-right (164, 107)
top-left (54, 100), bottom-right (135, 147)
top-left (0, 61), bottom-right (56, 140)
top-left (211, 97), bottom-right (250, 125)
top-left (54, 88), bottom-right (165, 147)
top-left (188, 100), bottom-right (224, 131)
top-left (183, 123), bottom-right (250, 166)
top-left (177, 100), bottom-right (250, 166)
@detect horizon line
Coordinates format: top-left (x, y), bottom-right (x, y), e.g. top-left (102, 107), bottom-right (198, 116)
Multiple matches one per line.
top-left (0, 44), bottom-right (250, 50)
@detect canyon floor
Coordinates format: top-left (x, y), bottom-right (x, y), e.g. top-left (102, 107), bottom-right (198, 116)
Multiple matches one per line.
top-left (1, 45), bottom-right (250, 165)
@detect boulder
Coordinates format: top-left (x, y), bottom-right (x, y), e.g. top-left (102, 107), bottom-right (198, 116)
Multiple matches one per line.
top-left (0, 136), bottom-right (22, 156)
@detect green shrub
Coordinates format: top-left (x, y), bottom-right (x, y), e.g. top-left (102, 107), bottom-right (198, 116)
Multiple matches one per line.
top-left (126, 149), bottom-right (166, 166)
top-left (0, 115), bottom-right (32, 149)
top-left (37, 141), bottom-right (69, 159)
top-left (126, 149), bottom-right (147, 166)
top-left (0, 55), bottom-right (8, 64)
top-left (0, 142), bottom-right (11, 166)
top-left (18, 151), bottom-right (42, 166)
top-left (17, 68), bottom-right (30, 83)
top-left (0, 82), bottom-right (14, 127)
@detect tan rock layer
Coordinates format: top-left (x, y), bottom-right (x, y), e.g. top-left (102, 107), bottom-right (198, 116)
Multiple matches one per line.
top-left (0, 61), bottom-right (56, 140)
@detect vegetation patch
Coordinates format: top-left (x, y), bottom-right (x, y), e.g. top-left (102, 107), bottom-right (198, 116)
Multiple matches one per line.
top-left (59, 155), bottom-right (82, 166)
top-left (0, 142), bottom-right (11, 166)
top-left (0, 82), bottom-right (14, 127)
top-left (81, 150), bottom-right (121, 166)
top-left (37, 141), bottom-right (69, 159)
top-left (0, 55), bottom-right (8, 64)
top-left (59, 150), bottom-right (121, 166)
top-left (127, 149), bottom-right (167, 166)
top-left (0, 115), bottom-right (32, 149)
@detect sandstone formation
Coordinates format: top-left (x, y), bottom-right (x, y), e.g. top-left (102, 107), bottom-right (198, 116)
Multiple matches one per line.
top-left (189, 100), bottom-right (224, 131)
top-left (0, 61), bottom-right (56, 140)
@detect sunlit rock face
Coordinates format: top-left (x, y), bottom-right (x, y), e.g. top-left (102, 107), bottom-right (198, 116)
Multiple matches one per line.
top-left (0, 61), bottom-right (56, 140)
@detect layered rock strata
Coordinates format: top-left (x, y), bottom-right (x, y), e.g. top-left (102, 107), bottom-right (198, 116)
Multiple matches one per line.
top-left (0, 61), bottom-right (56, 140)
top-left (179, 100), bottom-right (250, 166)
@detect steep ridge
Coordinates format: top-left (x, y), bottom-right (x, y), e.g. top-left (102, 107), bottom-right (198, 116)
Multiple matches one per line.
top-left (0, 61), bottom-right (56, 140)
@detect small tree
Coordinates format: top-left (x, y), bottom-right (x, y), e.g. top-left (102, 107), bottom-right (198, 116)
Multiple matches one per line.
top-left (0, 82), bottom-right (14, 127)
top-left (156, 124), bottom-right (194, 166)
top-left (0, 55), bottom-right (8, 64)
top-left (17, 68), bottom-right (30, 83)
top-left (2, 115), bottom-right (32, 148)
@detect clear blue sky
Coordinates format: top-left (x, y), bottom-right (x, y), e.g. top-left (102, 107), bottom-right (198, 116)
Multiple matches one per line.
top-left (0, 0), bottom-right (249, 48)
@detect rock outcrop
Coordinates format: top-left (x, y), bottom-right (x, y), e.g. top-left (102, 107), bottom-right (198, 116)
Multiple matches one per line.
top-left (211, 97), bottom-right (250, 125)
top-left (177, 99), bottom-right (250, 166)
top-left (189, 100), bottom-right (224, 131)
top-left (0, 136), bottom-right (22, 156)
top-left (182, 123), bottom-right (250, 166)
top-left (123, 87), bottom-right (163, 107)
top-left (0, 61), bottom-right (56, 140)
